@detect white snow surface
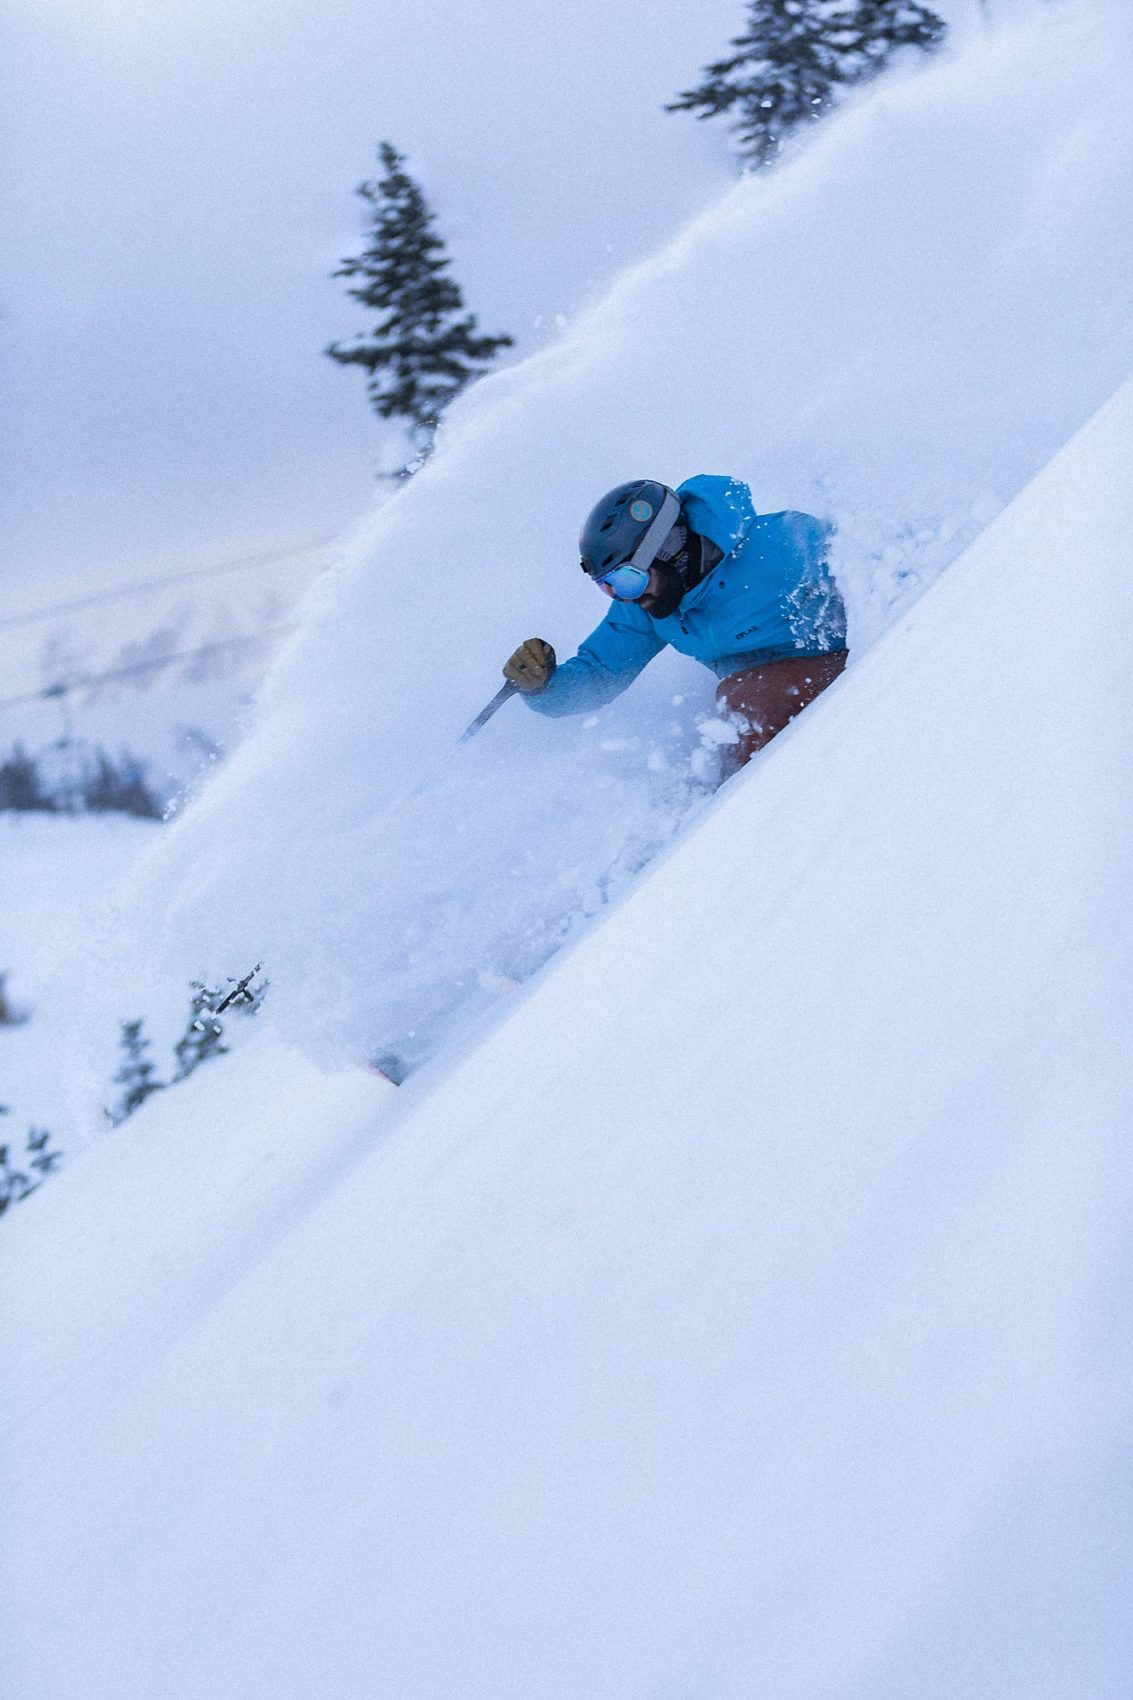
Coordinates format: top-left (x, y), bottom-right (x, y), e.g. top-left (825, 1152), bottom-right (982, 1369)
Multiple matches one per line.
top-left (0, 814), bottom-right (161, 1137)
top-left (71, 0), bottom-right (1133, 1094)
top-left (4, 356), bottom-right (1132, 1700)
top-left (4, 5), bottom-right (1133, 1693)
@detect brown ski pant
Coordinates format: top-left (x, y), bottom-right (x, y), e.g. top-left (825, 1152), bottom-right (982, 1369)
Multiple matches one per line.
top-left (715, 650), bottom-right (848, 772)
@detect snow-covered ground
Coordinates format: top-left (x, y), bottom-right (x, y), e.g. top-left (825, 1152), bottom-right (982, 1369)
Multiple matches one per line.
top-left (5, 358), bottom-right (1131, 1700)
top-left (4, 2), bottom-right (1133, 1694)
top-left (0, 813), bottom-right (159, 1140)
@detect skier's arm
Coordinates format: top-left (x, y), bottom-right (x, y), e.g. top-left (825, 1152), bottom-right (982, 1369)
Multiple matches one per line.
top-left (519, 605), bottom-right (666, 718)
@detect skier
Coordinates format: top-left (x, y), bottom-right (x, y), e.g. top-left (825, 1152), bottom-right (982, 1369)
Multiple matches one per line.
top-left (502, 476), bottom-right (848, 771)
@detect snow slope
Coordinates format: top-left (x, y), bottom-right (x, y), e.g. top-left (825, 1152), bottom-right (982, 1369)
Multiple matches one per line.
top-left (70, 0), bottom-right (1133, 1099)
top-left (0, 814), bottom-right (161, 1140)
top-left (4, 365), bottom-right (1132, 1698)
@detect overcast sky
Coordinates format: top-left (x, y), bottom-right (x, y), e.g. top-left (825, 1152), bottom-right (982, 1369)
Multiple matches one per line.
top-left (1, 0), bottom-right (990, 607)
top-left (1, 0), bottom-right (753, 603)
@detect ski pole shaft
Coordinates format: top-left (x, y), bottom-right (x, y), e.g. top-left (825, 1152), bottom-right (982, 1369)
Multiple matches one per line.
top-left (459, 680), bottom-right (519, 743)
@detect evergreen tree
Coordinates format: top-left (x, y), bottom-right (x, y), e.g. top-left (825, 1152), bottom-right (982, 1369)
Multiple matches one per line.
top-left (170, 966), bottom-right (266, 1083)
top-left (0, 1107), bottom-right (21, 1217)
top-left (0, 746), bottom-right (54, 813)
top-left (667, 0), bottom-right (946, 170)
top-left (1, 1112), bottom-right (63, 1218)
top-left (170, 983), bottom-right (229, 1083)
top-left (0, 741), bottom-right (165, 818)
top-left (326, 142), bottom-right (513, 470)
top-left (80, 749), bottom-right (163, 820)
top-left (211, 965), bottom-right (268, 1019)
top-left (108, 1020), bottom-right (164, 1126)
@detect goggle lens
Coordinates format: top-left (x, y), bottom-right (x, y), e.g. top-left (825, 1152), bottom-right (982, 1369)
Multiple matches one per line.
top-left (594, 561), bottom-right (651, 600)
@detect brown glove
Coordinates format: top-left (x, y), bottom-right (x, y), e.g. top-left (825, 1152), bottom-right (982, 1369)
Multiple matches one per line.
top-left (503, 638), bottom-right (556, 695)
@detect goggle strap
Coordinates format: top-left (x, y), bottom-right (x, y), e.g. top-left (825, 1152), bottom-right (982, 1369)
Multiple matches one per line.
top-left (628, 488), bottom-right (683, 575)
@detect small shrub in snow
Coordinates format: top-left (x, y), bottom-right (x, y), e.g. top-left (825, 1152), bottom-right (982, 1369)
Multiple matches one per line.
top-left (108, 1019), bottom-right (165, 1126)
top-left (171, 983), bottom-right (229, 1081)
top-left (326, 142), bottom-right (513, 473)
top-left (668, 0), bottom-right (947, 170)
top-left (170, 967), bottom-right (267, 1083)
top-left (0, 1111), bottom-right (63, 1219)
top-left (107, 967), bottom-right (268, 1126)
top-left (1, 969), bottom-right (267, 1219)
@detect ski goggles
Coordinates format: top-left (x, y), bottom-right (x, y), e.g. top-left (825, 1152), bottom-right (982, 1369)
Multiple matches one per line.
top-left (584, 488), bottom-right (683, 601)
top-left (593, 560), bottom-right (652, 600)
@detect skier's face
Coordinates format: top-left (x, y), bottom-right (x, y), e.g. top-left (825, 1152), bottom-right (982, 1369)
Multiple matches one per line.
top-left (638, 563), bottom-right (685, 621)
top-left (588, 515), bottom-right (693, 619)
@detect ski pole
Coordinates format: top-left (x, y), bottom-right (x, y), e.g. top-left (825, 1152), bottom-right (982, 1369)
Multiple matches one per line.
top-left (459, 679), bottom-right (518, 743)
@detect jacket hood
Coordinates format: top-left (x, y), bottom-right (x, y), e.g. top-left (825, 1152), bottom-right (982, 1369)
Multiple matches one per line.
top-left (676, 475), bottom-right (757, 557)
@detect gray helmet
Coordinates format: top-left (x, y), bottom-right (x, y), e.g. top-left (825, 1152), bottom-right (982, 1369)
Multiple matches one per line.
top-left (579, 480), bottom-right (683, 579)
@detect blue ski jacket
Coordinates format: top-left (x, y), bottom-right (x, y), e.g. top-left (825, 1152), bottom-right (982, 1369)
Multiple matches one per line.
top-left (529, 475), bottom-right (847, 718)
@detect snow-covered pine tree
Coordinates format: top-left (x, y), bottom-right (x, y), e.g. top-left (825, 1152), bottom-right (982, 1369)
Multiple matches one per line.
top-left (326, 142), bottom-right (513, 471)
top-left (667, 0), bottom-right (946, 170)
top-left (170, 966), bottom-right (266, 1083)
top-left (0, 1115), bottom-right (64, 1220)
top-left (171, 983), bottom-right (229, 1083)
top-left (108, 1020), bottom-right (164, 1125)
top-left (0, 1107), bottom-right (21, 1217)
